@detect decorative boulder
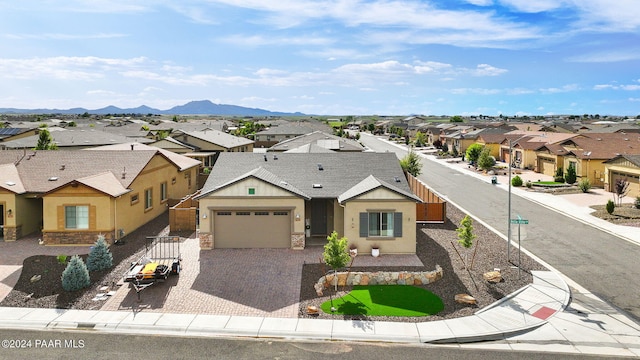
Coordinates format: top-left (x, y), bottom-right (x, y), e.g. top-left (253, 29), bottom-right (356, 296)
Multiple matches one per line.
top-left (483, 270), bottom-right (502, 283)
top-left (455, 294), bottom-right (477, 305)
top-left (314, 283), bottom-right (324, 296)
top-left (307, 306), bottom-right (319, 314)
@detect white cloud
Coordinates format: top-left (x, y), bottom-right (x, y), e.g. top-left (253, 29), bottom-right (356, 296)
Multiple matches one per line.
top-left (499, 0), bottom-right (569, 13)
top-left (594, 83), bottom-right (640, 91)
top-left (469, 64), bottom-right (508, 76)
top-left (567, 50), bottom-right (640, 63)
top-left (539, 84), bottom-right (580, 93)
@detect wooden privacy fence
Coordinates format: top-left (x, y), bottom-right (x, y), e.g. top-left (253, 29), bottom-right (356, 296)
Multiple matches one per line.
top-left (406, 173), bottom-right (446, 223)
top-left (169, 190), bottom-right (200, 232)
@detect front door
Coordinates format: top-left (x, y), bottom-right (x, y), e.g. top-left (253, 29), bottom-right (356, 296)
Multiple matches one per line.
top-left (310, 199), bottom-right (327, 236)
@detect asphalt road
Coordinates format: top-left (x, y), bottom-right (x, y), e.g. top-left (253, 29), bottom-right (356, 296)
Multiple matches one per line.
top-left (0, 329), bottom-right (609, 360)
top-left (359, 133), bottom-right (640, 322)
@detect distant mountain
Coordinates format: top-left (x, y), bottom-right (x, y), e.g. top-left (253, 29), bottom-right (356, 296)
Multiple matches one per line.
top-left (0, 100), bottom-right (305, 116)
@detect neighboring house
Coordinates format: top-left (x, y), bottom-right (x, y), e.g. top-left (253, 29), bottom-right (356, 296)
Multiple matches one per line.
top-left (253, 124), bottom-right (323, 148)
top-left (556, 133), bottom-right (640, 187)
top-left (0, 127), bottom-right (39, 143)
top-left (0, 128), bottom-right (153, 150)
top-left (149, 136), bottom-right (196, 154)
top-left (603, 155), bottom-right (640, 198)
top-left (0, 149), bottom-right (199, 244)
top-left (196, 152), bottom-right (421, 254)
top-left (268, 131), bottom-right (364, 152)
top-left (171, 129), bottom-right (254, 153)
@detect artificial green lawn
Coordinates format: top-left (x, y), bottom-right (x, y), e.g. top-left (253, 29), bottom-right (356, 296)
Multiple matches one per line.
top-left (320, 285), bottom-right (444, 317)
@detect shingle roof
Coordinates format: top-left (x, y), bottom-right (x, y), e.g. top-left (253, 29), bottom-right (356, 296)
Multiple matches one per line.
top-left (0, 129), bottom-right (153, 148)
top-left (197, 152), bottom-right (420, 203)
top-left (177, 130), bottom-right (254, 148)
top-left (268, 131), bottom-right (364, 152)
top-left (0, 150), bottom-right (159, 194)
top-left (87, 142), bottom-right (201, 171)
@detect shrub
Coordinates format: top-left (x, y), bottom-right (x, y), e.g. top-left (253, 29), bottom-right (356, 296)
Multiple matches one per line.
top-left (477, 147), bottom-right (495, 171)
top-left (465, 143), bottom-right (483, 164)
top-left (525, 180), bottom-right (532, 188)
top-left (86, 235), bottom-right (113, 272)
top-left (606, 199), bottom-right (615, 215)
top-left (635, 196), bottom-right (640, 209)
top-left (554, 176), bottom-right (565, 183)
top-left (565, 164), bottom-right (577, 184)
top-left (56, 255), bottom-right (67, 265)
top-left (511, 175), bottom-right (523, 187)
top-left (61, 255), bottom-right (90, 292)
top-left (578, 178), bottom-right (591, 193)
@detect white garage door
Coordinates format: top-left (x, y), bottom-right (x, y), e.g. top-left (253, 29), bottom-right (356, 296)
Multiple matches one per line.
top-left (213, 210), bottom-right (291, 248)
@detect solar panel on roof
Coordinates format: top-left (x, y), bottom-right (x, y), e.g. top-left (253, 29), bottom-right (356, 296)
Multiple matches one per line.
top-left (0, 128), bottom-right (25, 136)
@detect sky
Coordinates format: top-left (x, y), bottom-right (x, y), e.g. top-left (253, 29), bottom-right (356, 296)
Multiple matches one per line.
top-left (1, 1), bottom-right (640, 116)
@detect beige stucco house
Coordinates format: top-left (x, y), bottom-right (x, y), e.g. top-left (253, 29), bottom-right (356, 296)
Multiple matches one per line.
top-left (0, 148), bottom-right (200, 245)
top-left (196, 152), bottom-right (421, 254)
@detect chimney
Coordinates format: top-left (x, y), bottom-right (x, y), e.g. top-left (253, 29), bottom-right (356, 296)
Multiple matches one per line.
top-left (130, 144), bottom-right (134, 150)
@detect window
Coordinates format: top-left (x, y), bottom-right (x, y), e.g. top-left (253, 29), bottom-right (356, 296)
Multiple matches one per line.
top-left (65, 205), bottom-right (89, 229)
top-left (130, 193), bottom-right (139, 205)
top-left (273, 211), bottom-right (289, 216)
top-left (217, 211), bottom-right (232, 216)
top-left (248, 187), bottom-right (256, 195)
top-left (236, 211), bottom-right (250, 216)
top-left (369, 212), bottom-right (394, 237)
top-left (144, 188), bottom-right (153, 210)
top-left (160, 182), bottom-right (167, 203)
top-left (254, 211), bottom-right (269, 215)
top-left (359, 212), bottom-right (402, 238)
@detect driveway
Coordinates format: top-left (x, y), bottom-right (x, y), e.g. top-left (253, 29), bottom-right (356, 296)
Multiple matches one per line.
top-left (0, 234), bottom-right (91, 302)
top-left (100, 237), bottom-right (423, 318)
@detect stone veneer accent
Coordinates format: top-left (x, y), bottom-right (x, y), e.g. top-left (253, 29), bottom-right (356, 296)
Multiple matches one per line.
top-left (317, 265), bottom-right (443, 288)
top-left (291, 232), bottom-right (305, 250)
top-left (199, 232), bottom-right (213, 250)
top-left (3, 225), bottom-right (21, 241)
top-left (43, 231), bottom-right (115, 245)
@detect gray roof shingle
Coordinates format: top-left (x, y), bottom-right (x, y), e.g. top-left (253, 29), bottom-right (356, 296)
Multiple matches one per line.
top-left (198, 152), bottom-right (420, 202)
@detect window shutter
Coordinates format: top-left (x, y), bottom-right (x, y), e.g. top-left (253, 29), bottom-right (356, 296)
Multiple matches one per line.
top-left (393, 212), bottom-right (403, 237)
top-left (57, 206), bottom-right (65, 230)
top-left (359, 212), bottom-right (368, 237)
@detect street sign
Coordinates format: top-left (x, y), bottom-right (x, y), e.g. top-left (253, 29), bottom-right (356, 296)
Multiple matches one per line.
top-left (510, 218), bottom-right (529, 224)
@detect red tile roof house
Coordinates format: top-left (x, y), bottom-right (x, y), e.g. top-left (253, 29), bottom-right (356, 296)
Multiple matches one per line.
top-left (0, 148), bottom-right (199, 244)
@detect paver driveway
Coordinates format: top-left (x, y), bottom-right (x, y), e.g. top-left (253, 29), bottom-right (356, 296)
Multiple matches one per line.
top-left (101, 237), bottom-right (423, 318)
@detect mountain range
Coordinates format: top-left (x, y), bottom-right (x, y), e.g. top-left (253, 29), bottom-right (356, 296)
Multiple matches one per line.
top-left (0, 100), bottom-right (305, 116)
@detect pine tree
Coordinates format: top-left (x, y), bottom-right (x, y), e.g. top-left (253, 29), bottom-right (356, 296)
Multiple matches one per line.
top-left (86, 235), bottom-right (113, 272)
top-left (61, 255), bottom-right (90, 292)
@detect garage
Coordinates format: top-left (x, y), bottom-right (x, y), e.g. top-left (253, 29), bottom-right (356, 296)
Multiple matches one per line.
top-left (611, 172), bottom-right (640, 198)
top-left (213, 210), bottom-right (291, 248)
top-left (539, 157), bottom-right (556, 176)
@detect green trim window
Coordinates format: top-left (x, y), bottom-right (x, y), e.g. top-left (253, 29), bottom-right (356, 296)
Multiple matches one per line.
top-left (248, 187), bottom-right (256, 195)
top-left (65, 205), bottom-right (89, 229)
top-left (144, 188), bottom-right (153, 210)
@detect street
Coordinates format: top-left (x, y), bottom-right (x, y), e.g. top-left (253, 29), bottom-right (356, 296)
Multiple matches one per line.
top-left (359, 132), bottom-right (640, 322)
top-left (0, 329), bottom-right (612, 360)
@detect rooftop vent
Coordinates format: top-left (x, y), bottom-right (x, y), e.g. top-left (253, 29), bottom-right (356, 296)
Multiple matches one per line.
top-left (312, 184), bottom-right (323, 188)
top-left (264, 154), bottom-right (267, 162)
top-left (394, 176), bottom-right (401, 183)
top-left (5, 181), bottom-right (15, 186)
top-left (317, 164), bottom-right (323, 171)
top-left (48, 177), bottom-right (58, 181)
top-left (60, 164), bottom-right (65, 171)
top-left (273, 155), bottom-right (278, 160)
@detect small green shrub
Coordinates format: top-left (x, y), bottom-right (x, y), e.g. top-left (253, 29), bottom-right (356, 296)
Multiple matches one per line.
top-left (565, 164), bottom-right (577, 184)
top-left (606, 199), bottom-right (615, 215)
top-left (554, 176), bottom-right (565, 183)
top-left (61, 255), bottom-right (90, 292)
top-left (635, 196), bottom-right (640, 209)
top-left (86, 235), bottom-right (113, 272)
top-left (578, 178), bottom-right (591, 193)
top-left (56, 255), bottom-right (67, 265)
top-left (511, 175), bottom-right (523, 187)
top-left (525, 180), bottom-right (532, 188)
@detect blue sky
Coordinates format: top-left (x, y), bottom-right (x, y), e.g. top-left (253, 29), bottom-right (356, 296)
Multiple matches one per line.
top-left (1, 1), bottom-right (639, 116)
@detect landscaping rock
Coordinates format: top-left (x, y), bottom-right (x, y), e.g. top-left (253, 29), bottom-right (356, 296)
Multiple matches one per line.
top-left (30, 275), bottom-right (41, 283)
top-left (455, 294), bottom-right (477, 305)
top-left (307, 305), bottom-right (319, 314)
top-left (314, 283), bottom-right (324, 296)
top-left (483, 270), bottom-right (502, 283)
